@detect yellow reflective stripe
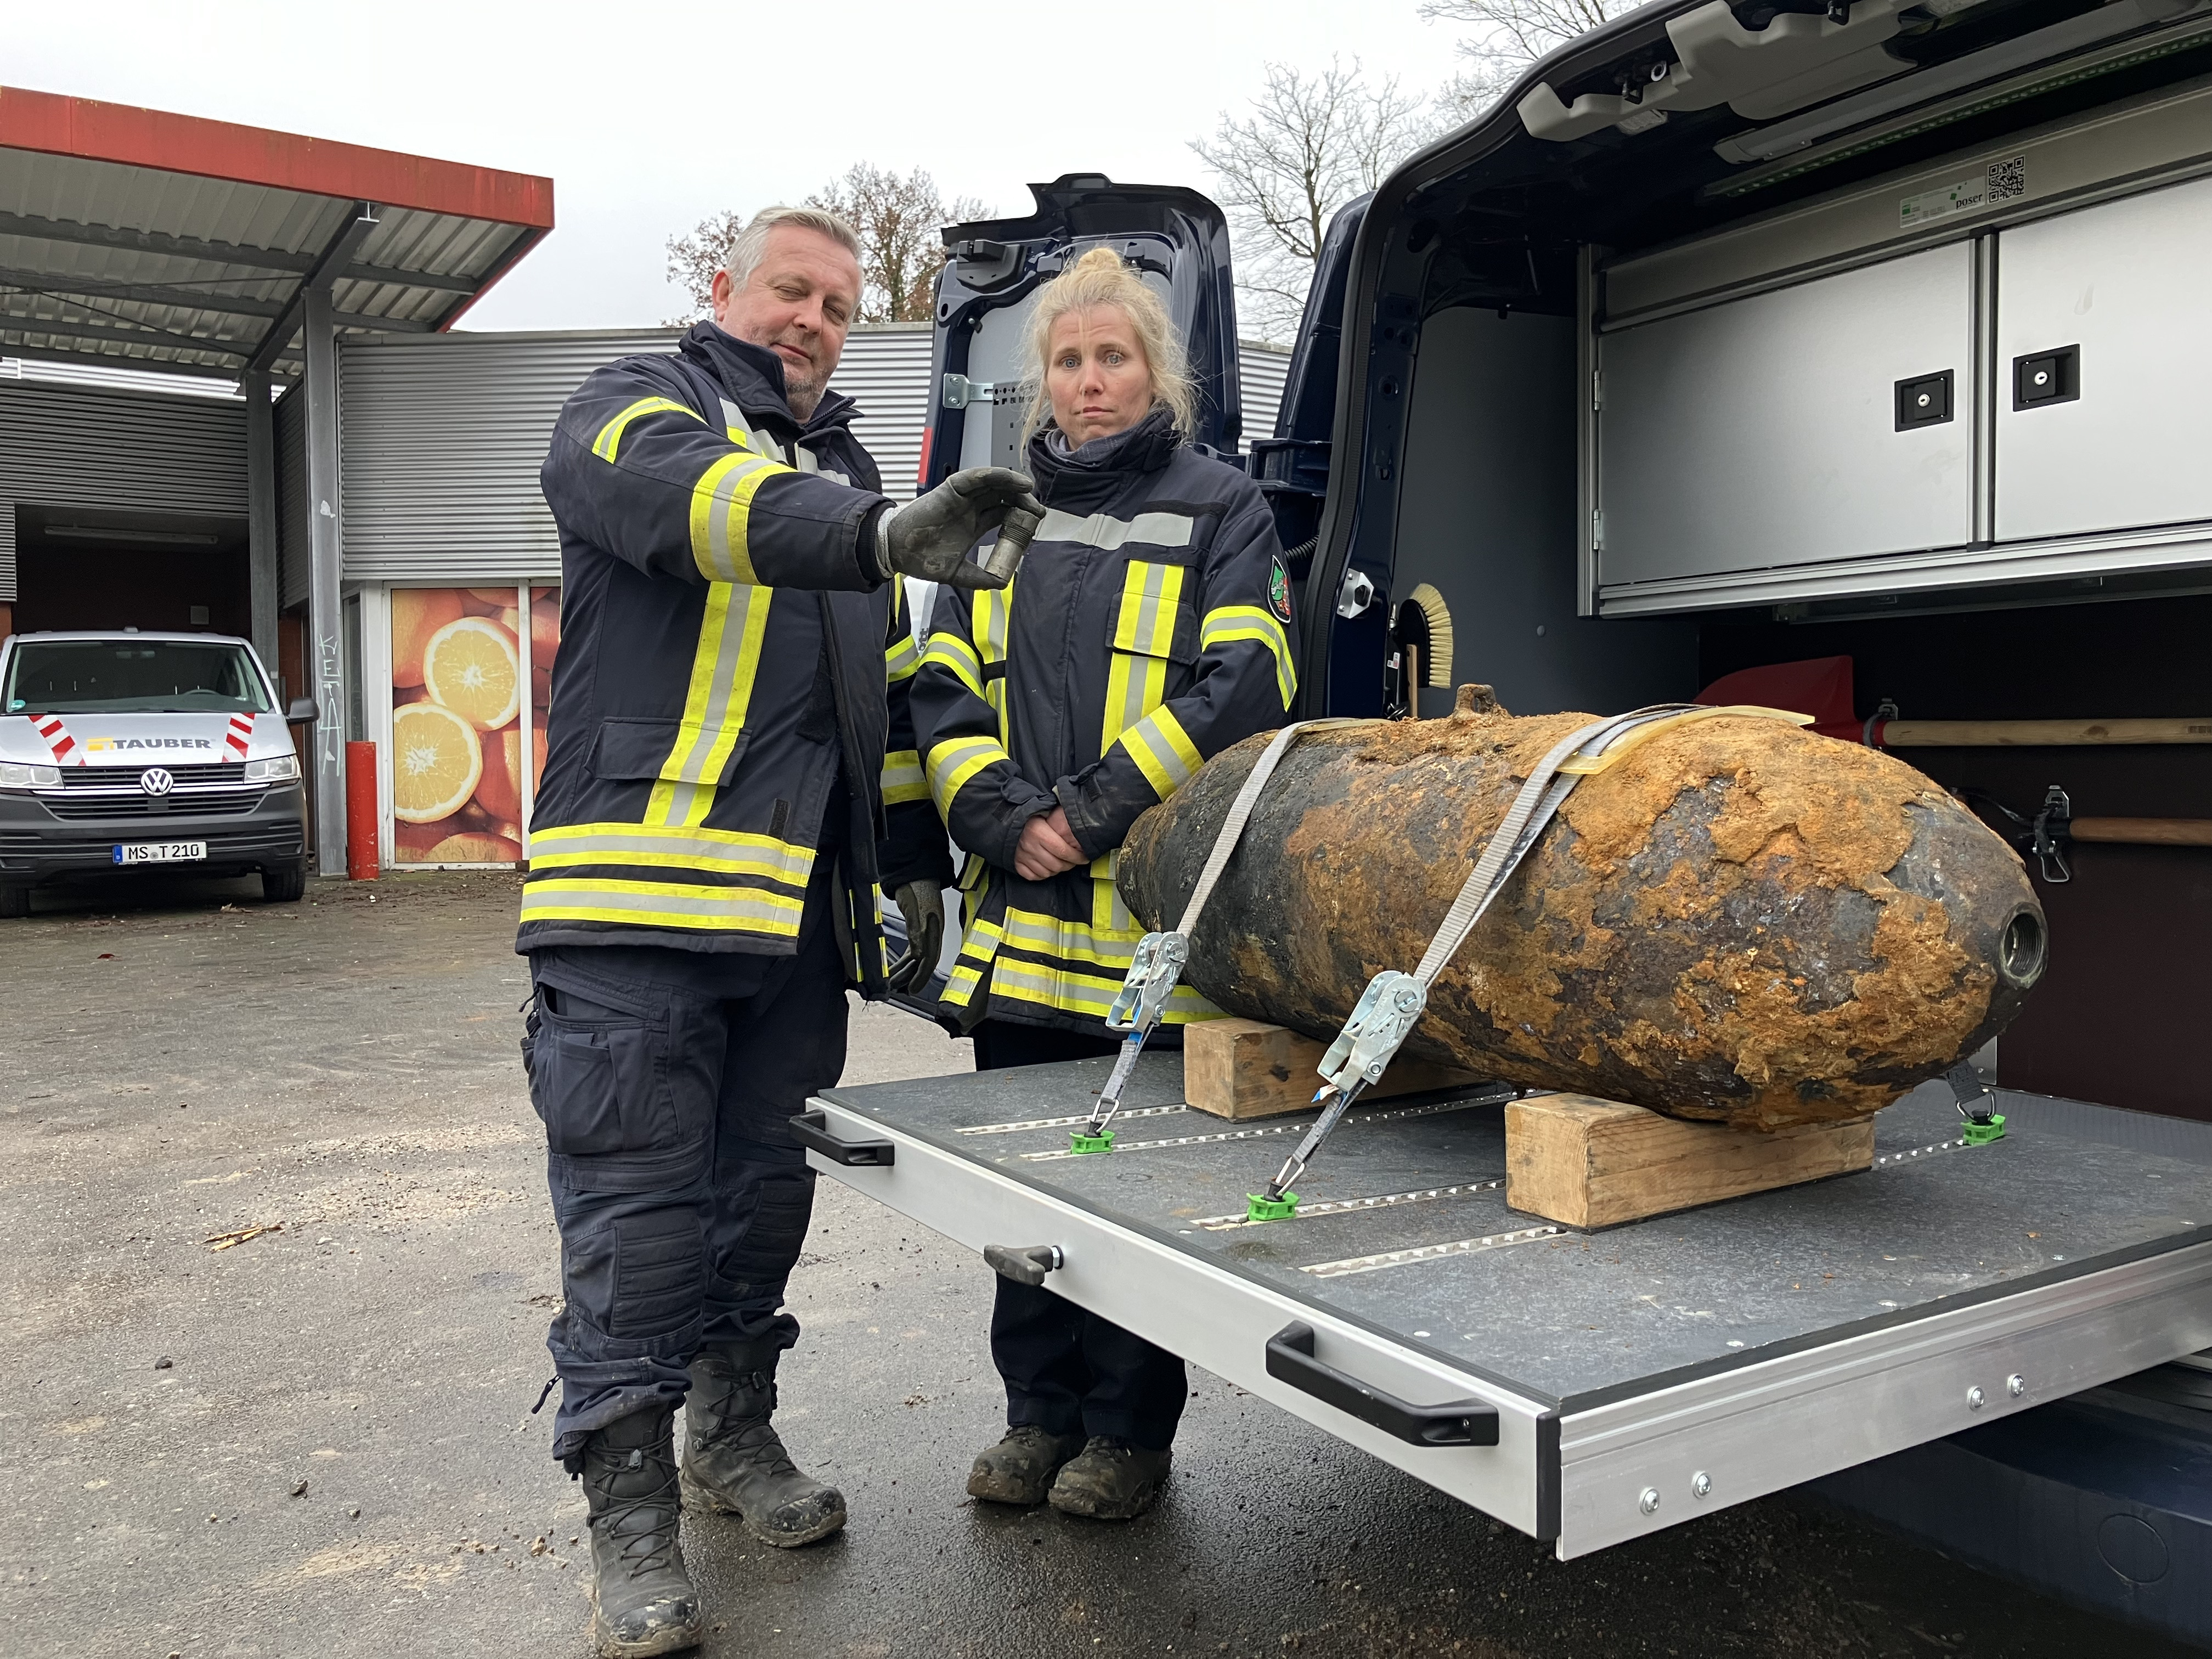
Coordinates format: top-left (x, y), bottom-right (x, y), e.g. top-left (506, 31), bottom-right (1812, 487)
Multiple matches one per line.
top-left (1110, 561), bottom-right (1185, 656)
top-left (527, 821), bottom-right (815, 884)
top-left (688, 450), bottom-right (791, 583)
top-left (1002, 906), bottom-right (1138, 970)
top-left (973, 584), bottom-right (1012, 664)
top-left (920, 633), bottom-right (984, 698)
top-left (1087, 853), bottom-right (1132, 933)
top-left (1115, 706), bottom-right (1203, 800)
top-left (989, 958), bottom-right (1221, 1022)
top-left (968, 584), bottom-right (1015, 744)
top-left (592, 397), bottom-right (703, 462)
top-left (880, 748), bottom-right (927, 805)
top-left (518, 876), bottom-right (805, 935)
top-left (939, 916), bottom-right (1004, 1009)
top-left (1200, 605), bottom-right (1297, 708)
top-left (648, 583), bottom-right (774, 825)
top-left (1101, 647), bottom-right (1169, 752)
top-left (885, 633), bottom-right (921, 683)
top-left (926, 735), bottom-right (1012, 816)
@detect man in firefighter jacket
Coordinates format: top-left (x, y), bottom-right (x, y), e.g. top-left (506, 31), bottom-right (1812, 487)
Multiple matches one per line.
top-left (518, 205), bottom-right (1041, 1657)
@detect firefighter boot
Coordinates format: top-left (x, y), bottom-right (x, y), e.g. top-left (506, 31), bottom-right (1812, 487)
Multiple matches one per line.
top-left (966, 1424), bottom-right (1088, 1505)
top-left (575, 1404), bottom-right (702, 1658)
top-left (679, 1344), bottom-right (847, 1548)
top-left (1047, 1436), bottom-right (1172, 1520)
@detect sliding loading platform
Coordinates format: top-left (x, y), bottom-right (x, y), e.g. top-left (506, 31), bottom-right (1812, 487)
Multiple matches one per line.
top-left (800, 1055), bottom-right (2212, 1559)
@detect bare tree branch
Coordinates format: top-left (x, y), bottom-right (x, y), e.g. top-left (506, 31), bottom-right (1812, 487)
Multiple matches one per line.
top-left (808, 165), bottom-right (984, 323)
top-left (664, 210), bottom-right (746, 326)
top-left (1190, 58), bottom-right (1443, 340)
top-left (663, 168), bottom-right (986, 327)
top-left (1419, 0), bottom-right (1640, 117)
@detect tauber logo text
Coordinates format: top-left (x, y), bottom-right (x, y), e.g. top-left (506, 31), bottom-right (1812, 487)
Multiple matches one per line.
top-left (84, 737), bottom-right (216, 752)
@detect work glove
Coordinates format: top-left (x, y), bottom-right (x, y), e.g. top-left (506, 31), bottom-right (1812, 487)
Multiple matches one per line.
top-left (888, 879), bottom-right (945, 994)
top-left (875, 467), bottom-right (1045, 589)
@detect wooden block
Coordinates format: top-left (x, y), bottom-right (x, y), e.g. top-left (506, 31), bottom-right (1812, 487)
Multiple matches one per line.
top-left (1505, 1093), bottom-right (1875, 1230)
top-left (1183, 1017), bottom-right (1487, 1120)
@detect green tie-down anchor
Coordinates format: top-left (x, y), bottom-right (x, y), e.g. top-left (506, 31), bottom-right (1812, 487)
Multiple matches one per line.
top-left (1244, 973), bottom-right (1431, 1224)
top-left (1948, 1061), bottom-right (2008, 1146)
top-left (1070, 931), bottom-right (1189, 1154)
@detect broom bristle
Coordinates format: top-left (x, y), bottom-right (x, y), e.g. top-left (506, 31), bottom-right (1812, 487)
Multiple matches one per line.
top-left (1409, 583), bottom-right (1453, 686)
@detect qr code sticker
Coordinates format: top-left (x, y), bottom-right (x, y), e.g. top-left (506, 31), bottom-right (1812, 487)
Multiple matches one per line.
top-left (1987, 156), bottom-right (2027, 201)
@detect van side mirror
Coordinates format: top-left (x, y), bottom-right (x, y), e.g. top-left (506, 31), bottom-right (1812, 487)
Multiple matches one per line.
top-left (286, 697), bottom-right (318, 722)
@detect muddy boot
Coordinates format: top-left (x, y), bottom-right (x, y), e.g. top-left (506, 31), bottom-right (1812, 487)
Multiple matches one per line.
top-left (574, 1405), bottom-right (702, 1658)
top-left (679, 1343), bottom-right (846, 1548)
top-left (1047, 1436), bottom-right (1171, 1520)
top-left (966, 1424), bottom-right (1087, 1506)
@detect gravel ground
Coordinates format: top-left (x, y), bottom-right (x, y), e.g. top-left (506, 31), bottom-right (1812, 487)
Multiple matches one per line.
top-left (0, 868), bottom-right (2183, 1659)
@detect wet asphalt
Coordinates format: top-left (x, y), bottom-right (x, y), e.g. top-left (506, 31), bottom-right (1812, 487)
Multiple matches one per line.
top-left (0, 869), bottom-right (2187, 1659)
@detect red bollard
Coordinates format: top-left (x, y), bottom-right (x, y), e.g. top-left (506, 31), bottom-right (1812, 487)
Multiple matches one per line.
top-left (345, 740), bottom-right (380, 881)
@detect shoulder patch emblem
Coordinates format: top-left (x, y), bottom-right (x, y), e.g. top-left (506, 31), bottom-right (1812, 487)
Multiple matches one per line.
top-left (1268, 555), bottom-right (1294, 623)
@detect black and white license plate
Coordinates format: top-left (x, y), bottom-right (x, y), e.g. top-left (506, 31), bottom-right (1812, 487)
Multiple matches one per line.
top-left (113, 841), bottom-right (208, 865)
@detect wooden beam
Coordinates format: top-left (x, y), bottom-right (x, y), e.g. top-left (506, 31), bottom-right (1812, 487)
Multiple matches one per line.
top-left (1505, 1094), bottom-right (1874, 1230)
top-left (1184, 1017), bottom-right (1486, 1120)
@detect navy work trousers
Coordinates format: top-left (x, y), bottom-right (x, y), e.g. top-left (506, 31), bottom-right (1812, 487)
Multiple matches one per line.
top-left (524, 913), bottom-right (847, 1461)
top-left (974, 1020), bottom-right (1189, 1451)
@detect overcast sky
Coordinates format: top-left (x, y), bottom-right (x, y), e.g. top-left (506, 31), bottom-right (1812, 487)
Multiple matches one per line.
top-left (6, 0), bottom-right (1471, 332)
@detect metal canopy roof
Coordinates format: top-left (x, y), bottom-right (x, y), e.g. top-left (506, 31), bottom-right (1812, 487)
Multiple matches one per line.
top-left (0, 87), bottom-right (555, 382)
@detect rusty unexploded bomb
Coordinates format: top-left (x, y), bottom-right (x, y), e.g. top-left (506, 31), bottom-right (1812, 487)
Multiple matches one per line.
top-left (1117, 688), bottom-right (2047, 1131)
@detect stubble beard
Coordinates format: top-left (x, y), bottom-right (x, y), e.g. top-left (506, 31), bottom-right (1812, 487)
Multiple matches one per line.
top-left (774, 337), bottom-right (826, 419)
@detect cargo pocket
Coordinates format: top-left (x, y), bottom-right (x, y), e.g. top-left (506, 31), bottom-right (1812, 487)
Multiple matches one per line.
top-left (592, 715), bottom-right (752, 787)
top-left (528, 985), bottom-right (679, 1172)
top-left (609, 1212), bottom-right (706, 1340)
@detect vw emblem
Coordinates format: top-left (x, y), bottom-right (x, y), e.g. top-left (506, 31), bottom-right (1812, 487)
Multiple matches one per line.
top-left (140, 768), bottom-right (174, 797)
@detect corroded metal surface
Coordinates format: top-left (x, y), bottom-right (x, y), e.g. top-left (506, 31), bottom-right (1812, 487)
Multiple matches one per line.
top-left (1119, 696), bottom-right (2047, 1130)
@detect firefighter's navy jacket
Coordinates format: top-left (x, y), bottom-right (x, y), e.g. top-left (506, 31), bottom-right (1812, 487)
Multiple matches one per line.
top-left (517, 323), bottom-right (948, 991)
top-left (909, 409), bottom-right (1299, 1030)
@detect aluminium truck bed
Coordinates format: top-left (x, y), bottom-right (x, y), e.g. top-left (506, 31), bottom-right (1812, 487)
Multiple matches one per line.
top-left (802, 1056), bottom-right (2212, 1560)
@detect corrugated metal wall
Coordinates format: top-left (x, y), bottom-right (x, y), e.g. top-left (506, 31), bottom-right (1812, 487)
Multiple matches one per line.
top-left (332, 326), bottom-right (1297, 585)
top-left (835, 325), bottom-right (931, 500)
top-left (276, 383), bottom-right (310, 610)
top-left (337, 325), bottom-right (939, 586)
top-left (339, 329), bottom-right (678, 585)
top-left (0, 378), bottom-right (247, 601)
top-left (1238, 340), bottom-right (1291, 444)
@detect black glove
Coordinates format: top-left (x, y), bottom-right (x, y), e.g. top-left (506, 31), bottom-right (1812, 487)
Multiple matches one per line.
top-left (888, 880), bottom-right (945, 994)
top-left (876, 467), bottom-right (1045, 589)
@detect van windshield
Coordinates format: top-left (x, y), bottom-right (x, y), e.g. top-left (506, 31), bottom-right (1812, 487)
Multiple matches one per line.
top-left (3, 640), bottom-right (273, 715)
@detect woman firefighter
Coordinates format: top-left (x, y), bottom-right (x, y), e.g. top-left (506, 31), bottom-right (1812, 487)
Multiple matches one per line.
top-left (909, 245), bottom-right (1300, 1520)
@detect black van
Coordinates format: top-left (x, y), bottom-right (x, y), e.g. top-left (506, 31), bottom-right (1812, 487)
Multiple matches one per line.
top-left (895, 12), bottom-right (2212, 1630)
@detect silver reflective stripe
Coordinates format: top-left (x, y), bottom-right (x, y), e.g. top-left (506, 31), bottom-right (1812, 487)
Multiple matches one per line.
top-left (667, 584), bottom-right (773, 787)
top-left (795, 445), bottom-right (849, 486)
top-left (1035, 508), bottom-right (1195, 550)
top-left (744, 421), bottom-right (793, 463)
top-left (1125, 560), bottom-right (1176, 656)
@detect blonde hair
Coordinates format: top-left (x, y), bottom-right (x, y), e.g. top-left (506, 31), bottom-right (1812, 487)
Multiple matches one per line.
top-left (1022, 246), bottom-right (1198, 442)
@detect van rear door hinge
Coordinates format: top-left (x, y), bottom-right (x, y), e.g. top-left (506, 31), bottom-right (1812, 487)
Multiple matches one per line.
top-left (943, 374), bottom-right (1000, 409)
top-left (1591, 370), bottom-right (1604, 412)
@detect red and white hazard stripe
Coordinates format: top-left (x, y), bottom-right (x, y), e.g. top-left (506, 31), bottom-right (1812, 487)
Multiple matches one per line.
top-left (224, 712), bottom-right (255, 760)
top-left (31, 714), bottom-right (80, 764)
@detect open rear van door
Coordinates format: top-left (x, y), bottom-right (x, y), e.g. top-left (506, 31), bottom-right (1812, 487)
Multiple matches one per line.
top-left (907, 176), bottom-right (1242, 637)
